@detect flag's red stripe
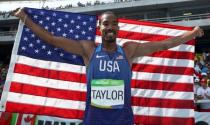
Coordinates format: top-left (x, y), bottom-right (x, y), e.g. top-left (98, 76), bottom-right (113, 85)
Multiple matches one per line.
top-left (134, 115), bottom-right (194, 125)
top-left (15, 63), bottom-right (193, 85)
top-left (14, 64), bottom-right (87, 83)
top-left (6, 102), bottom-right (84, 119)
top-left (149, 51), bottom-right (194, 60)
top-left (132, 64), bottom-right (194, 75)
top-left (118, 18), bottom-right (193, 31)
top-left (131, 80), bottom-right (193, 92)
top-left (15, 64), bottom-right (192, 91)
top-left (132, 97), bottom-right (194, 109)
top-left (9, 82), bottom-right (193, 108)
top-left (10, 82), bottom-right (86, 101)
top-left (96, 29), bottom-right (194, 45)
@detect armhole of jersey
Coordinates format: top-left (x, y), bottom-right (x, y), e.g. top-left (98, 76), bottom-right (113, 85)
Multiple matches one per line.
top-left (86, 44), bottom-right (101, 72)
top-left (118, 45), bottom-right (132, 73)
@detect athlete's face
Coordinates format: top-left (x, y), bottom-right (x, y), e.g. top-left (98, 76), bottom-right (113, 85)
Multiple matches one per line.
top-left (99, 13), bottom-right (119, 43)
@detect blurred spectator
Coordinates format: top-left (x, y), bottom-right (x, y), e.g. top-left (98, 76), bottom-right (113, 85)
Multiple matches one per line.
top-left (94, 0), bottom-right (100, 5)
top-left (206, 51), bottom-right (210, 63)
top-left (194, 78), bottom-right (200, 102)
top-left (196, 78), bottom-right (210, 110)
top-left (201, 63), bottom-right (209, 74)
top-left (0, 66), bottom-right (8, 97)
top-left (201, 72), bottom-right (208, 79)
top-left (77, 2), bottom-right (85, 7)
top-left (86, 2), bottom-right (92, 6)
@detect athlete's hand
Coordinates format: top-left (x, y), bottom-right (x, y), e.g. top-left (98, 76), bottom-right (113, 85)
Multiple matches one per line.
top-left (193, 26), bottom-right (204, 38)
top-left (10, 8), bottom-right (27, 19)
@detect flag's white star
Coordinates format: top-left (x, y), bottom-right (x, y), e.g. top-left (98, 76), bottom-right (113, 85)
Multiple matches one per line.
top-left (58, 18), bottom-right (62, 22)
top-left (33, 15), bottom-right (38, 19)
top-left (25, 28), bottom-right (30, 32)
top-left (69, 29), bottom-right (74, 33)
top-left (44, 26), bottom-right (49, 30)
top-left (46, 17), bottom-right (50, 20)
top-left (24, 37), bottom-right (28, 41)
top-left (89, 17), bottom-right (94, 21)
top-left (64, 24), bottom-right (68, 28)
top-left (87, 36), bottom-right (92, 40)
top-left (36, 39), bottom-right (41, 43)
top-left (75, 35), bottom-right (79, 39)
top-left (31, 34), bottom-right (35, 38)
top-left (81, 31), bottom-right (86, 35)
top-left (39, 20), bottom-right (43, 24)
top-left (47, 50), bottom-right (52, 55)
top-left (51, 22), bottom-right (56, 26)
top-left (76, 25), bottom-right (80, 29)
top-left (88, 26), bottom-right (93, 31)
top-left (40, 11), bottom-right (44, 15)
top-left (77, 16), bottom-right (81, 20)
top-left (60, 53), bottom-right (64, 57)
top-left (53, 12), bottom-right (57, 17)
top-left (62, 33), bottom-right (67, 37)
top-left (42, 45), bottom-right (46, 49)
top-left (21, 46), bottom-right (26, 50)
top-left (83, 21), bottom-right (87, 25)
top-left (72, 55), bottom-right (77, 58)
top-left (35, 49), bottom-right (39, 53)
top-left (57, 27), bottom-right (61, 32)
top-left (29, 43), bottom-right (34, 47)
top-left (70, 20), bottom-right (75, 24)
top-left (65, 14), bottom-right (69, 18)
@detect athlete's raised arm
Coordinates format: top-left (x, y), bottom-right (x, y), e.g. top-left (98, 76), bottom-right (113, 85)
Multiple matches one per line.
top-left (11, 8), bottom-right (95, 65)
top-left (124, 26), bottom-right (204, 63)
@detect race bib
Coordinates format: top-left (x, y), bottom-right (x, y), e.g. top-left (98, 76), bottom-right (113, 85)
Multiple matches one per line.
top-left (91, 79), bottom-right (124, 109)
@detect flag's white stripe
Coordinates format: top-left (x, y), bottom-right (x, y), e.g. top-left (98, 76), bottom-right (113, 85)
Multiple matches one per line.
top-left (95, 36), bottom-right (194, 52)
top-left (131, 88), bottom-right (193, 100)
top-left (12, 73), bottom-right (193, 100)
top-left (16, 56), bottom-right (193, 83)
top-left (118, 22), bottom-right (188, 36)
top-left (8, 92), bottom-right (193, 118)
top-left (132, 106), bottom-right (194, 118)
top-left (7, 92), bottom-right (86, 110)
top-left (98, 22), bottom-right (188, 37)
top-left (132, 71), bottom-right (193, 83)
top-left (16, 55), bottom-right (86, 74)
top-left (16, 55), bottom-right (193, 77)
top-left (12, 73), bottom-right (87, 91)
top-left (133, 56), bottom-right (194, 68)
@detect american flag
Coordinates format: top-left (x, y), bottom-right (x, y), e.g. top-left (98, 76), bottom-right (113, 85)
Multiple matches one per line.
top-left (0, 8), bottom-right (195, 125)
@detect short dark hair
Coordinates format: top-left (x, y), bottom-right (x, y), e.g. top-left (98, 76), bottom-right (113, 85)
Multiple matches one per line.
top-left (195, 121), bottom-right (208, 125)
top-left (98, 11), bottom-right (118, 25)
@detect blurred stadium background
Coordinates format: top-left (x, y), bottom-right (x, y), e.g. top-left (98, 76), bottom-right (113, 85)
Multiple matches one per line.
top-left (0, 0), bottom-right (210, 124)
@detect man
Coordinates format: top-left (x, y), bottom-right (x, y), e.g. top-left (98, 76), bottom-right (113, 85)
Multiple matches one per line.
top-left (196, 78), bottom-right (210, 110)
top-left (12, 8), bottom-right (204, 125)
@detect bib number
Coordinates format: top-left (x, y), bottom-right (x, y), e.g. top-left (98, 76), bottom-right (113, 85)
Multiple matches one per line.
top-left (91, 79), bottom-right (124, 109)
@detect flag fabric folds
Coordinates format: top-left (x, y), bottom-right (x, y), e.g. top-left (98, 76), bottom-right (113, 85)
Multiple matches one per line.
top-left (0, 8), bottom-right (195, 125)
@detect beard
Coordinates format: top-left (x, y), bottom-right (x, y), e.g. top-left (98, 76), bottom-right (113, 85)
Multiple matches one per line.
top-left (103, 30), bottom-right (117, 43)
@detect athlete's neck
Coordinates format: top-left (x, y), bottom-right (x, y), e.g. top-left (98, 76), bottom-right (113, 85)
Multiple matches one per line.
top-left (102, 42), bottom-right (117, 53)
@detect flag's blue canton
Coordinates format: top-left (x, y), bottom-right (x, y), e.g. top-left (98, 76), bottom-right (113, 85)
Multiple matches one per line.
top-left (17, 8), bottom-right (97, 66)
